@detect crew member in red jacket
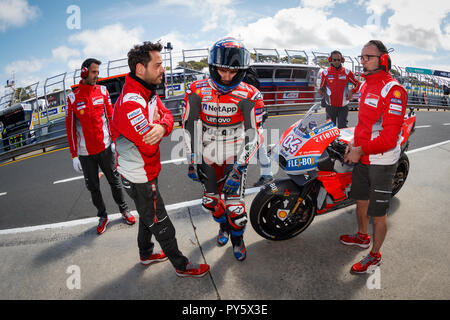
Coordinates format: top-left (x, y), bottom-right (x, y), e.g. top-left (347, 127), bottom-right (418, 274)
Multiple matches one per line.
top-left (318, 50), bottom-right (360, 128)
top-left (66, 58), bottom-right (134, 235)
top-left (112, 41), bottom-right (209, 278)
top-left (342, 40), bottom-right (408, 274)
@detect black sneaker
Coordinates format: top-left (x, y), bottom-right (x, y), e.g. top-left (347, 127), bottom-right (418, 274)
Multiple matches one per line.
top-left (253, 175), bottom-right (274, 187)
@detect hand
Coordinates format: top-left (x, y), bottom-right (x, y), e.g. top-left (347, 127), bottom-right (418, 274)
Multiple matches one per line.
top-left (344, 140), bottom-right (353, 157)
top-left (344, 145), bottom-right (363, 164)
top-left (143, 124), bottom-right (166, 145)
top-left (317, 87), bottom-right (325, 96)
top-left (187, 165), bottom-right (199, 181)
top-left (346, 91), bottom-right (353, 101)
top-left (222, 163), bottom-right (247, 194)
top-left (72, 157), bottom-right (83, 173)
top-left (153, 107), bottom-right (161, 122)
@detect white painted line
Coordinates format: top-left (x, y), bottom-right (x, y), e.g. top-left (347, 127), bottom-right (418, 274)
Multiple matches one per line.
top-left (406, 140), bottom-right (450, 154)
top-left (4, 140), bottom-right (450, 235)
top-left (443, 123), bottom-right (450, 126)
top-left (0, 212), bottom-right (138, 235)
top-left (53, 176), bottom-right (84, 184)
top-left (53, 159), bottom-right (186, 185)
top-left (161, 158), bottom-right (186, 165)
top-left (415, 125), bottom-right (431, 128)
top-left (0, 192), bottom-right (7, 197)
top-left (0, 187), bottom-right (263, 235)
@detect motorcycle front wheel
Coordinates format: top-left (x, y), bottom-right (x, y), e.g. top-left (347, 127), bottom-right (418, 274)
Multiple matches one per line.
top-left (250, 189), bottom-right (316, 241)
top-left (392, 153), bottom-right (409, 196)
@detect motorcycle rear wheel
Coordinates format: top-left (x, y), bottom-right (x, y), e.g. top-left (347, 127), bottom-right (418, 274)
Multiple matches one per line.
top-left (250, 189), bottom-right (316, 241)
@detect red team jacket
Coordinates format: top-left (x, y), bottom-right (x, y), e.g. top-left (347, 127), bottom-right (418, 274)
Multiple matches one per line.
top-left (320, 66), bottom-right (361, 107)
top-left (354, 71), bottom-right (408, 165)
top-left (66, 82), bottom-right (113, 158)
top-left (111, 73), bottom-right (174, 183)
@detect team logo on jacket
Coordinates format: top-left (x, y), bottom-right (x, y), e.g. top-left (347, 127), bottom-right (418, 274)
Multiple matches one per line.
top-left (76, 102), bottom-right (86, 110)
top-left (364, 93), bottom-right (379, 108)
top-left (134, 119), bottom-right (148, 132)
top-left (127, 108), bottom-right (143, 119)
top-left (130, 114), bottom-right (145, 126)
top-left (232, 90), bottom-right (247, 98)
top-left (202, 103), bottom-right (237, 115)
top-left (92, 97), bottom-right (104, 105)
top-left (389, 103), bottom-right (403, 116)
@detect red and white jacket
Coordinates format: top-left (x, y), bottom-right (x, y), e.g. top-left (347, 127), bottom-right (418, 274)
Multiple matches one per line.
top-left (319, 66), bottom-right (360, 107)
top-left (111, 73), bottom-right (173, 183)
top-left (66, 82), bottom-right (113, 158)
top-left (354, 71), bottom-right (408, 165)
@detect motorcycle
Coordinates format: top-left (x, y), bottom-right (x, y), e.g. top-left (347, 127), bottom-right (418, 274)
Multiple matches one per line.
top-left (250, 103), bottom-right (416, 241)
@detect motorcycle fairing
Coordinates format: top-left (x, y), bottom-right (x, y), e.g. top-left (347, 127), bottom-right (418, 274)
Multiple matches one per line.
top-left (279, 120), bottom-right (341, 175)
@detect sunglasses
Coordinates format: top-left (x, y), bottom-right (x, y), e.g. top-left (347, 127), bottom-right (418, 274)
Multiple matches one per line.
top-left (358, 55), bottom-right (380, 62)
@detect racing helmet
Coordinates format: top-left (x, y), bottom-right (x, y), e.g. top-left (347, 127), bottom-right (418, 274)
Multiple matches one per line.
top-left (208, 37), bottom-right (250, 94)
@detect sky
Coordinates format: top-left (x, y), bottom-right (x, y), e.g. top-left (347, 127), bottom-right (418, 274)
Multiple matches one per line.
top-left (1, 0), bottom-right (450, 97)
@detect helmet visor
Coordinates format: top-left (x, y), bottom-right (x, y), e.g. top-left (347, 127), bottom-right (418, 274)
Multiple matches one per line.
top-left (209, 46), bottom-right (250, 69)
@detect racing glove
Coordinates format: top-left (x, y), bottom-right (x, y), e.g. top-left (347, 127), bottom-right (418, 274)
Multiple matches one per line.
top-left (72, 157), bottom-right (83, 173)
top-left (222, 163), bottom-right (247, 194)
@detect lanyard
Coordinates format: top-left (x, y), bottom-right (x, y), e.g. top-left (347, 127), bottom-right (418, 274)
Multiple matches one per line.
top-left (151, 181), bottom-right (159, 224)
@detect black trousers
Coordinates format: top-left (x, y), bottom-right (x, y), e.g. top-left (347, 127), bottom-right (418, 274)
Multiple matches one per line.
top-left (78, 146), bottom-right (128, 218)
top-left (326, 105), bottom-right (349, 129)
top-left (121, 176), bottom-right (189, 271)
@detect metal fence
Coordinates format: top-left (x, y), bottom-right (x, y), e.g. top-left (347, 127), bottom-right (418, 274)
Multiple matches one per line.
top-left (1, 91), bottom-right (448, 164)
top-left (1, 46), bottom-right (449, 163)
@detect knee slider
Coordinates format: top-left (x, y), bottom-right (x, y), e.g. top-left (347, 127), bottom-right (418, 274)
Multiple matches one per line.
top-left (225, 203), bottom-right (248, 231)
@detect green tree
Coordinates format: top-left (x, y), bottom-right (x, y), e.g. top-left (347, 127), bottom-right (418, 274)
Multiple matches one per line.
top-left (280, 56), bottom-right (307, 64)
top-left (177, 57), bottom-right (208, 71)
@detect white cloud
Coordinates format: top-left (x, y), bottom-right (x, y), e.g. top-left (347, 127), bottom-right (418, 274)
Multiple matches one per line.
top-left (68, 23), bottom-right (144, 61)
top-left (362, 0), bottom-right (450, 51)
top-left (157, 0), bottom-right (238, 33)
top-left (0, 0), bottom-right (39, 31)
top-left (4, 58), bottom-right (43, 75)
top-left (230, 5), bottom-right (371, 51)
top-left (2, 58), bottom-right (46, 87)
top-left (52, 46), bottom-right (80, 62)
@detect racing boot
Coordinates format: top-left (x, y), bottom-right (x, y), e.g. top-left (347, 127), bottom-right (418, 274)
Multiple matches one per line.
top-left (231, 236), bottom-right (247, 261)
top-left (217, 223), bottom-right (230, 246)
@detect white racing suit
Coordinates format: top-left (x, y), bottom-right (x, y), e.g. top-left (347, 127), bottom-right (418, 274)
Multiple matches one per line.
top-left (182, 78), bottom-right (262, 241)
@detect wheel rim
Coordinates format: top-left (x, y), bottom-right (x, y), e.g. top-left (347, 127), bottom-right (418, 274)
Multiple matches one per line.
top-left (392, 160), bottom-right (408, 195)
top-left (257, 195), bottom-right (315, 238)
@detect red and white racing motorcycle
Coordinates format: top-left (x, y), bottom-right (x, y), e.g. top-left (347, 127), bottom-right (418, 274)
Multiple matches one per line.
top-left (250, 103), bottom-right (416, 240)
